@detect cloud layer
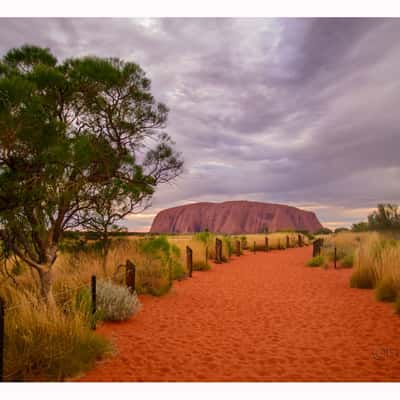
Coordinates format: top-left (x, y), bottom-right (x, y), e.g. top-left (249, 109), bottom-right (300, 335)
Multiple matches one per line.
top-left (1, 18), bottom-right (399, 230)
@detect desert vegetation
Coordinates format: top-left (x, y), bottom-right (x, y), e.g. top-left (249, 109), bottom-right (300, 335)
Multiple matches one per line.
top-left (310, 204), bottom-right (400, 314)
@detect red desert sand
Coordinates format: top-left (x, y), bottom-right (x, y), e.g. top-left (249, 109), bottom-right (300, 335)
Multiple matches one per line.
top-left (80, 247), bottom-right (400, 382)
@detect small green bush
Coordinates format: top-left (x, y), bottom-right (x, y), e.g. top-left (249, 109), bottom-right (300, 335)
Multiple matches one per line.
top-left (307, 255), bottom-right (324, 267)
top-left (341, 254), bottom-right (354, 268)
top-left (192, 261), bottom-right (211, 271)
top-left (171, 260), bottom-right (186, 280)
top-left (376, 278), bottom-right (399, 302)
top-left (350, 268), bottom-right (376, 289)
top-left (96, 280), bottom-right (141, 321)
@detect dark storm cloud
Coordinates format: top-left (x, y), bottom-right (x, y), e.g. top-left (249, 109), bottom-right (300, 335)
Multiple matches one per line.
top-left (1, 18), bottom-right (399, 230)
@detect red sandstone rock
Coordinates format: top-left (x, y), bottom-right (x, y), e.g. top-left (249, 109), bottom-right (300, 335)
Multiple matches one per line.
top-left (150, 201), bottom-right (322, 234)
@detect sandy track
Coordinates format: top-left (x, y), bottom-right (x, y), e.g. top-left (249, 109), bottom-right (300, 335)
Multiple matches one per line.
top-left (80, 247), bottom-right (400, 381)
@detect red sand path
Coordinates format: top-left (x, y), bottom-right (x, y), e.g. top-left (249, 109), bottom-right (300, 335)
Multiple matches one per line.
top-left (80, 247), bottom-right (400, 382)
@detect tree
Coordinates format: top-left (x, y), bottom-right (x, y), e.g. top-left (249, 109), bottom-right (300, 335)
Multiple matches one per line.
top-left (0, 45), bottom-right (183, 301)
top-left (368, 204), bottom-right (400, 231)
top-left (76, 185), bottom-right (151, 274)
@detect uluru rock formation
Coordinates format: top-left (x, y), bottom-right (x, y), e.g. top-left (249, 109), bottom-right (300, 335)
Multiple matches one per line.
top-left (150, 201), bottom-right (322, 234)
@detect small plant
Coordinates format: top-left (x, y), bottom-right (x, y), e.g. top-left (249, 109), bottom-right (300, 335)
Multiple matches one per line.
top-left (192, 261), bottom-right (211, 271)
top-left (96, 280), bottom-right (141, 321)
top-left (307, 255), bottom-right (324, 267)
top-left (375, 278), bottom-right (399, 302)
top-left (340, 254), bottom-right (354, 268)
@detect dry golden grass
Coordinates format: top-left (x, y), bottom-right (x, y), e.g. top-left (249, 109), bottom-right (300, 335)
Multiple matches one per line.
top-left (1, 286), bottom-right (110, 381)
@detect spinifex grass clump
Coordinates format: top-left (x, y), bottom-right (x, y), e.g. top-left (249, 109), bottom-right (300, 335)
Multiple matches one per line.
top-left (307, 255), bottom-right (324, 267)
top-left (350, 235), bottom-right (400, 291)
top-left (375, 277), bottom-right (399, 302)
top-left (350, 267), bottom-right (377, 289)
top-left (2, 290), bottom-right (110, 382)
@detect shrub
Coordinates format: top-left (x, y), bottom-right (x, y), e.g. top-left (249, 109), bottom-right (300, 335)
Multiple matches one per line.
top-left (96, 280), bottom-right (141, 321)
top-left (192, 261), bottom-right (211, 271)
top-left (171, 259), bottom-right (186, 280)
top-left (375, 278), bottom-right (399, 302)
top-left (307, 255), bottom-right (324, 267)
top-left (134, 236), bottom-right (180, 295)
top-left (341, 254), bottom-right (354, 268)
top-left (350, 267), bottom-right (376, 289)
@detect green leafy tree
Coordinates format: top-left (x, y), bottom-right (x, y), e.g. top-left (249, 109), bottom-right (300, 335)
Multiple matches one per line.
top-left (0, 45), bottom-right (183, 301)
top-left (368, 204), bottom-right (400, 231)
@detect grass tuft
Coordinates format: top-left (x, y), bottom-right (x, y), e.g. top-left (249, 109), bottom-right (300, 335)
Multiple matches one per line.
top-left (307, 255), bottom-right (324, 267)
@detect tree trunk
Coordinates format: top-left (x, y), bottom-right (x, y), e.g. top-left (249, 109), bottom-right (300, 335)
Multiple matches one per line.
top-left (37, 267), bottom-right (55, 305)
top-left (102, 237), bottom-right (110, 276)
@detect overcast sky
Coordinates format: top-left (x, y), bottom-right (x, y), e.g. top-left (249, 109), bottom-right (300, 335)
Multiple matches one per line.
top-left (1, 18), bottom-right (399, 231)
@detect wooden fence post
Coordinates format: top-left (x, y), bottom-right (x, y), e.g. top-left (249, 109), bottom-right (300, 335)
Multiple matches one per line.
top-left (312, 240), bottom-right (317, 257)
top-left (126, 259), bottom-right (136, 292)
top-left (186, 246), bottom-right (193, 277)
top-left (236, 240), bottom-right (241, 257)
top-left (286, 235), bottom-right (290, 249)
top-left (91, 275), bottom-right (96, 330)
top-left (298, 234), bottom-right (303, 247)
top-left (253, 241), bottom-right (256, 253)
top-left (313, 238), bottom-right (323, 257)
top-left (215, 238), bottom-right (222, 263)
top-left (0, 297), bottom-right (4, 382)
top-left (265, 236), bottom-right (269, 252)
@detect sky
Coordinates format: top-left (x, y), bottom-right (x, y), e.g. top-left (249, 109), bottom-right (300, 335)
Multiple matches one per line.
top-left (1, 18), bottom-right (399, 231)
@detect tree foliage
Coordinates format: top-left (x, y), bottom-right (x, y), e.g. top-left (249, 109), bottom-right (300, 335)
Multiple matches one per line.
top-left (368, 204), bottom-right (400, 231)
top-left (0, 45), bottom-right (183, 299)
